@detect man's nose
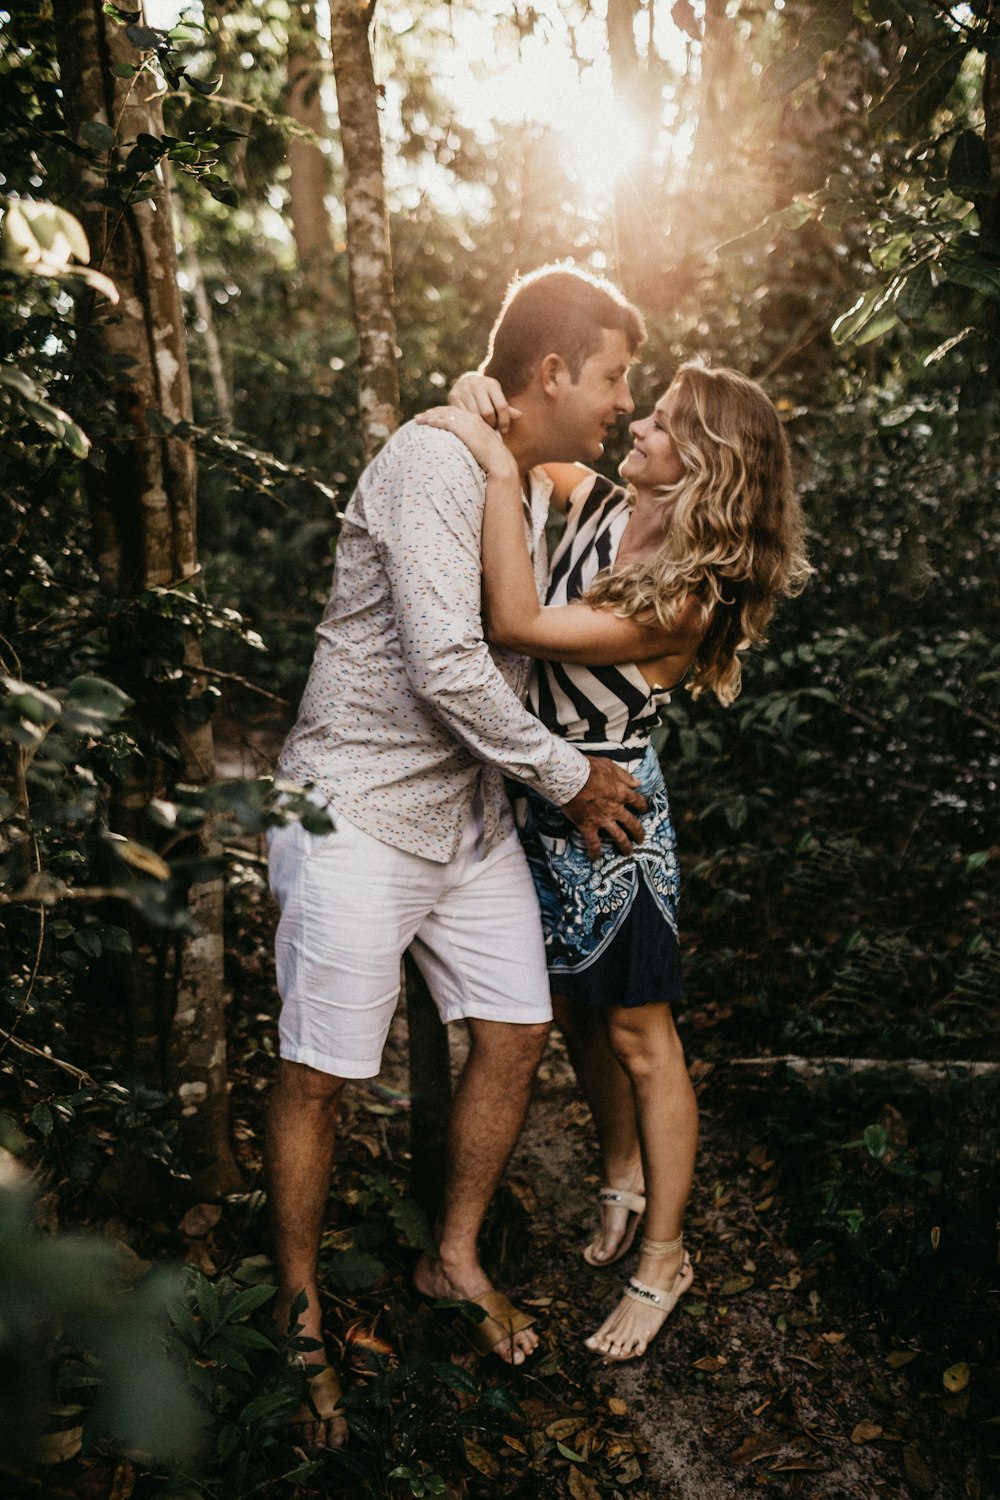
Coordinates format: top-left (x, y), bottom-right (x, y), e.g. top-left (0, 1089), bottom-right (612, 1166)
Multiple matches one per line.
top-left (617, 381), bottom-right (634, 415)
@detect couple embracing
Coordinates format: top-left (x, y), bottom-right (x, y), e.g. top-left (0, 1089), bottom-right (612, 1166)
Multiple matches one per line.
top-left (265, 266), bottom-right (810, 1446)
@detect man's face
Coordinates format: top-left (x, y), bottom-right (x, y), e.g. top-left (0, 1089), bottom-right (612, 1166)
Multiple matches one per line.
top-left (549, 329), bottom-right (634, 461)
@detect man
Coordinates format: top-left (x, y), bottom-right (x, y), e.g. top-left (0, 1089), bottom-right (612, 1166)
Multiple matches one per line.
top-left (266, 266), bottom-right (646, 1447)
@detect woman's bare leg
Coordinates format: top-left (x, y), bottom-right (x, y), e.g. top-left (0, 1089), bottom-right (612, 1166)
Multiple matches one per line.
top-left (552, 993), bottom-right (644, 1263)
top-left (585, 1001), bottom-right (698, 1359)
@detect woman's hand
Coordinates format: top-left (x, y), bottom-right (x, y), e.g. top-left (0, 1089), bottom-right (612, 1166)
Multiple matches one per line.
top-left (447, 372), bottom-right (521, 435)
top-left (416, 406), bottom-right (518, 480)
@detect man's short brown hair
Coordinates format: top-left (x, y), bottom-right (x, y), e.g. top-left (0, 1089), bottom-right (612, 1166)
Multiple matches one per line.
top-left (482, 264), bottom-right (645, 396)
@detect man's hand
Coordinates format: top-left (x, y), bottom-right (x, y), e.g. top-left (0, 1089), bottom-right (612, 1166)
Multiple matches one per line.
top-left (562, 756), bottom-right (647, 860)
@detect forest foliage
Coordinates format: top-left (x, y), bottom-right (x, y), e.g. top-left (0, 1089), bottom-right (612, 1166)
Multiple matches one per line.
top-left (1, 0), bottom-right (998, 1492)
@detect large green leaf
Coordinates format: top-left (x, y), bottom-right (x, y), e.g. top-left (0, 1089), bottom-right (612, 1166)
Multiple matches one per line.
top-left (894, 262), bottom-right (935, 325)
top-left (869, 43), bottom-right (965, 139)
top-left (947, 130), bottom-right (997, 201)
top-left (760, 0), bottom-right (853, 97)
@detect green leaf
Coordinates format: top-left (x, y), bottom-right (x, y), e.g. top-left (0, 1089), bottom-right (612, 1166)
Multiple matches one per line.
top-left (557, 1442), bottom-right (586, 1463)
top-left (60, 676), bottom-right (132, 735)
top-left (327, 1248), bottom-right (386, 1291)
top-left (75, 929), bottom-right (104, 959)
top-left (223, 1282), bottom-right (277, 1321)
top-left (2, 678), bottom-right (61, 726)
top-left (431, 1361), bottom-right (479, 1395)
top-left (947, 130), bottom-right (996, 201)
top-left (238, 1390), bottom-right (298, 1424)
top-left (194, 1274), bottom-right (221, 1331)
top-left (944, 253), bottom-right (1000, 300)
top-left (216, 1423), bottom-right (241, 1459)
top-left (81, 119), bottom-right (117, 151)
top-left (32, 1102), bottom-right (55, 1137)
top-left (215, 1324), bottom-right (275, 1350)
top-left (111, 61), bottom-right (138, 78)
top-left (125, 22), bottom-right (162, 47)
top-left (387, 1196), bottom-right (436, 1253)
top-left (864, 1124), bottom-right (888, 1159)
top-left (894, 263), bottom-right (935, 325)
top-left (761, 43), bottom-right (825, 99)
top-left (869, 43), bottom-right (965, 139)
top-left (760, 0), bottom-right (853, 98)
top-left (853, 305), bottom-right (901, 347)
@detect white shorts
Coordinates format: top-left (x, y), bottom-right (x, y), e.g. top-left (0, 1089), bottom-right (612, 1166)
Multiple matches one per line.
top-left (268, 800), bottom-right (552, 1079)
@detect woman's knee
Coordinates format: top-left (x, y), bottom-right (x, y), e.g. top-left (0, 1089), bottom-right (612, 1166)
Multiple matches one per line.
top-left (606, 1007), bottom-right (685, 1082)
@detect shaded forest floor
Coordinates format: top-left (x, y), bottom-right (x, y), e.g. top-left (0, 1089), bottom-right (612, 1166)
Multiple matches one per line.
top-left (6, 716), bottom-right (997, 1500)
top-left (213, 860), bottom-right (999, 1499)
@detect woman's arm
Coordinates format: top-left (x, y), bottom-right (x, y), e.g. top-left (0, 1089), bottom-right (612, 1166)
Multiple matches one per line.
top-left (416, 407), bottom-right (703, 669)
top-left (447, 376), bottom-right (597, 515)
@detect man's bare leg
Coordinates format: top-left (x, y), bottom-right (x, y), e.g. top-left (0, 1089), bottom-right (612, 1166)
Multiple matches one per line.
top-left (413, 1017), bottom-right (549, 1364)
top-left (265, 1058), bottom-right (348, 1447)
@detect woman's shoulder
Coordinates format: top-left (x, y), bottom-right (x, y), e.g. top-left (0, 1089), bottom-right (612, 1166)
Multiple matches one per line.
top-left (571, 471), bottom-right (629, 525)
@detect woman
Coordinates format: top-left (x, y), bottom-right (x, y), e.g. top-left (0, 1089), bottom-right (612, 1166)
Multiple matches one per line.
top-left (418, 363), bottom-right (810, 1360)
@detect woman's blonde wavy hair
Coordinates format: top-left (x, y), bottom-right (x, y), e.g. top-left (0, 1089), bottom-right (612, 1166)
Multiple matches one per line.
top-left (585, 363), bottom-right (812, 705)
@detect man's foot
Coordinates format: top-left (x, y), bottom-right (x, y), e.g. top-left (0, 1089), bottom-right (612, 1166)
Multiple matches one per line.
top-left (413, 1252), bottom-right (539, 1366)
top-left (275, 1287), bottom-right (348, 1449)
top-left (584, 1239), bottom-right (692, 1361)
top-left (582, 1164), bottom-right (646, 1267)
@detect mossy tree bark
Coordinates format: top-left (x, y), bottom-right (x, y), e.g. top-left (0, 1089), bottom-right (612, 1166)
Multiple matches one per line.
top-left (53, 0), bottom-right (241, 1199)
top-left (287, 0), bottom-right (336, 279)
top-left (328, 0), bottom-right (400, 463)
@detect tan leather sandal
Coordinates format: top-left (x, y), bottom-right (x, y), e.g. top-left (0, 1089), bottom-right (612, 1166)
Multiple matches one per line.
top-left (582, 1186), bottom-right (646, 1267)
top-left (285, 1362), bottom-right (345, 1447)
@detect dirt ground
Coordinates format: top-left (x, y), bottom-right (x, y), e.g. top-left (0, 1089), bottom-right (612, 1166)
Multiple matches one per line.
top-left (339, 1006), bottom-right (995, 1500)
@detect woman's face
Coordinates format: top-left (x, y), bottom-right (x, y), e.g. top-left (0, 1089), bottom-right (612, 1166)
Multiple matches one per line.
top-left (618, 385), bottom-right (686, 492)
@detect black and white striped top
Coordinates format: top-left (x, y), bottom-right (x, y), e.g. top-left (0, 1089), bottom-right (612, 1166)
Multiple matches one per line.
top-left (529, 474), bottom-right (673, 762)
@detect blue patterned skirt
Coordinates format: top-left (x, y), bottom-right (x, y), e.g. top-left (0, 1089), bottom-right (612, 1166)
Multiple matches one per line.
top-left (508, 744), bottom-right (683, 1008)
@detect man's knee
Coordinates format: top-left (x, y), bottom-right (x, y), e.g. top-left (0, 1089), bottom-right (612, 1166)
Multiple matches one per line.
top-left (273, 1058), bottom-right (347, 1111)
top-left (468, 1017), bottom-right (550, 1071)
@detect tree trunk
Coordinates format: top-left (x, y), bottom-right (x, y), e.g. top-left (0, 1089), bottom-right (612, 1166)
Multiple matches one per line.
top-left (286, 0), bottom-right (336, 276)
top-left (980, 2), bottom-right (1000, 385)
top-left (53, 0), bottom-right (241, 1199)
top-left (607, 0), bottom-right (665, 304)
top-left (328, 0), bottom-right (400, 462)
top-left (328, 0), bottom-right (449, 1207)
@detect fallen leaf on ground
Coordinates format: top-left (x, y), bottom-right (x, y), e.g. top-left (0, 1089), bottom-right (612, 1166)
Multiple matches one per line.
top-left (569, 1467), bottom-right (602, 1500)
top-left (37, 1426), bottom-right (83, 1464)
top-left (943, 1361), bottom-right (970, 1393)
top-left (179, 1202), bottom-right (223, 1238)
top-left (902, 1443), bottom-right (937, 1495)
top-left (503, 1435), bottom-right (527, 1455)
top-left (886, 1349), bottom-right (919, 1368)
top-left (109, 1460), bottom-right (137, 1500)
top-left (692, 1354), bottom-right (728, 1373)
top-left (729, 1434), bottom-right (784, 1464)
top-left (464, 1439), bottom-right (500, 1478)
top-left (608, 1396), bottom-right (628, 1415)
top-left (820, 1331), bottom-right (846, 1344)
top-left (851, 1421), bottom-right (883, 1444)
top-left (546, 1417), bottom-right (584, 1441)
top-left (719, 1276), bottom-right (753, 1296)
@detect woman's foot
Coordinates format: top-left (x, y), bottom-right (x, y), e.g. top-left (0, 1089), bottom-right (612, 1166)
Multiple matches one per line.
top-left (584, 1238), bottom-right (693, 1361)
top-left (413, 1251), bottom-right (539, 1365)
top-left (582, 1163), bottom-right (646, 1267)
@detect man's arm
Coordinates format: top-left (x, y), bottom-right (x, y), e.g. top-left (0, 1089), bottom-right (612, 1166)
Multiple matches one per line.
top-left (369, 426), bottom-right (645, 851)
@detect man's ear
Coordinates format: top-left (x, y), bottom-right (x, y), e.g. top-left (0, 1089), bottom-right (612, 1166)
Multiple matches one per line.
top-left (539, 353), bottom-right (569, 397)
